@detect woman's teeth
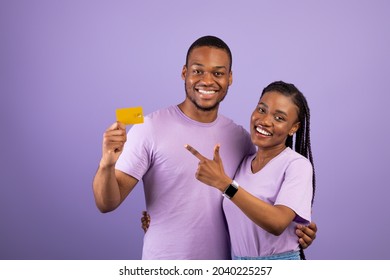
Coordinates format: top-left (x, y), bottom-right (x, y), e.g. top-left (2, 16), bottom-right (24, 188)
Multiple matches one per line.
top-left (256, 127), bottom-right (271, 136)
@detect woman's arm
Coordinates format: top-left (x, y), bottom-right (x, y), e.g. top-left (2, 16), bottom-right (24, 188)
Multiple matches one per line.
top-left (185, 144), bottom-right (306, 236)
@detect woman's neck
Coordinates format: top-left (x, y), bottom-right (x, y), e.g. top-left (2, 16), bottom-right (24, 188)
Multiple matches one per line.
top-left (251, 145), bottom-right (287, 173)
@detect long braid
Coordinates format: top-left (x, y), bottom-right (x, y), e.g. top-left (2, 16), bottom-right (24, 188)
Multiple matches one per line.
top-left (294, 89), bottom-right (316, 261)
top-left (291, 116), bottom-right (308, 260)
top-left (261, 81), bottom-right (316, 260)
top-left (295, 97), bottom-right (316, 204)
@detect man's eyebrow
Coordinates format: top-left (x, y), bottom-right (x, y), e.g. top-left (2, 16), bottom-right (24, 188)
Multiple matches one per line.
top-left (191, 63), bottom-right (204, 67)
top-left (191, 63), bottom-right (227, 70)
top-left (259, 101), bottom-right (268, 108)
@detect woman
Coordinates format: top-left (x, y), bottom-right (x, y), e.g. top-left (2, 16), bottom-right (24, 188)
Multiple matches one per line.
top-left (185, 81), bottom-right (316, 260)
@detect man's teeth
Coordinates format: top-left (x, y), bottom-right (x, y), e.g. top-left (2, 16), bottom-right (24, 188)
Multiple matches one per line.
top-left (198, 89), bottom-right (216, 95)
top-left (256, 127), bottom-right (271, 136)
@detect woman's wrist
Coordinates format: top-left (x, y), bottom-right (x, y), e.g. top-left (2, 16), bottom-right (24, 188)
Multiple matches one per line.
top-left (217, 176), bottom-right (233, 192)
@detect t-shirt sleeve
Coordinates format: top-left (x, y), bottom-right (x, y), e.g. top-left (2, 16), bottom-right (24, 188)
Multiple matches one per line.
top-left (115, 121), bottom-right (152, 181)
top-left (242, 126), bottom-right (256, 155)
top-left (274, 158), bottom-right (313, 224)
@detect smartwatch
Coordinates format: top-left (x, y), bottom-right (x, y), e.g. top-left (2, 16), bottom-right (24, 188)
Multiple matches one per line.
top-left (222, 180), bottom-right (239, 199)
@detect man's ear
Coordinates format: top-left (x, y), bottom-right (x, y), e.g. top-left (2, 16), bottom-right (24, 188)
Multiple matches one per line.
top-left (181, 65), bottom-right (187, 80)
top-left (229, 71), bottom-right (233, 86)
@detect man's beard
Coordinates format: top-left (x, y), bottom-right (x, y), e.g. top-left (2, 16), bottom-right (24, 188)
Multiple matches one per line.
top-left (185, 84), bottom-right (228, 112)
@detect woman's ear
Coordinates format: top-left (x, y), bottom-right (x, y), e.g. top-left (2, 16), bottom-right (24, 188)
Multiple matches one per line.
top-left (289, 122), bottom-right (300, 136)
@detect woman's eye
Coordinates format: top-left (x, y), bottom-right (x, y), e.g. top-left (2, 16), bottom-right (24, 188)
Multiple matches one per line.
top-left (258, 107), bottom-right (265, 113)
top-left (275, 116), bottom-right (285, 121)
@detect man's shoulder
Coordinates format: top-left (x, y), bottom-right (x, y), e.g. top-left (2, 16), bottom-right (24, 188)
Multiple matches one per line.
top-left (146, 105), bottom-right (175, 117)
top-left (141, 105), bottom-right (178, 125)
top-left (218, 114), bottom-right (248, 133)
top-left (218, 113), bottom-right (240, 126)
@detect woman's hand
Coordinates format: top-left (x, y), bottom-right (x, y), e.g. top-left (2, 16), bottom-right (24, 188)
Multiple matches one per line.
top-left (185, 144), bottom-right (232, 191)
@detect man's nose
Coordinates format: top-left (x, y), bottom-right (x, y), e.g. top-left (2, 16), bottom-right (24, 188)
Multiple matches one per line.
top-left (201, 72), bottom-right (214, 85)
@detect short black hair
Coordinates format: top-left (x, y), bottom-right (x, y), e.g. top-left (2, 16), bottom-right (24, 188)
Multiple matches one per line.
top-left (185, 35), bottom-right (232, 71)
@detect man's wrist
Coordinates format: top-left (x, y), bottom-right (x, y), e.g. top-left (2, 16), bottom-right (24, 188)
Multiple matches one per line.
top-left (99, 159), bottom-right (116, 170)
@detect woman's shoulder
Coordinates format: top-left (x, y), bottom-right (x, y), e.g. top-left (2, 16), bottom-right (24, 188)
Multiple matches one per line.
top-left (283, 148), bottom-right (312, 168)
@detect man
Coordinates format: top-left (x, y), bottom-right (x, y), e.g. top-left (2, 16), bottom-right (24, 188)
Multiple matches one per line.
top-left (93, 35), bottom-right (317, 259)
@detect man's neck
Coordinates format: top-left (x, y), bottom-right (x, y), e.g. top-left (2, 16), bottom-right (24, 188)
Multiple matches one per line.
top-left (177, 101), bottom-right (219, 123)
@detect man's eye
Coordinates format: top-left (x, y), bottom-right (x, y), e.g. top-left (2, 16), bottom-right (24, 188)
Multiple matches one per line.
top-left (193, 69), bottom-right (202, 74)
top-left (214, 72), bottom-right (224, 77)
top-left (258, 107), bottom-right (265, 113)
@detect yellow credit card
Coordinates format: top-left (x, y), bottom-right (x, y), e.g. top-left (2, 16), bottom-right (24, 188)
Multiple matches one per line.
top-left (116, 106), bottom-right (144, 125)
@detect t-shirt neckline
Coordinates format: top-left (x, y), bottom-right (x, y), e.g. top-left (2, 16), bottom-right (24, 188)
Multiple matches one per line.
top-left (174, 105), bottom-right (220, 127)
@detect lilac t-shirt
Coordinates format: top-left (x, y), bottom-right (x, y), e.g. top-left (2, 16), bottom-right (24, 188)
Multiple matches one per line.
top-left (116, 105), bottom-right (254, 259)
top-left (223, 147), bottom-right (313, 257)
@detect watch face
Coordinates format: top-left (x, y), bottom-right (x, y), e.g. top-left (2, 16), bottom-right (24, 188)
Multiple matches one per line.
top-left (224, 183), bottom-right (238, 199)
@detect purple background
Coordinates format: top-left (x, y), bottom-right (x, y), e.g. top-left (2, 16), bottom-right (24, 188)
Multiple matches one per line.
top-left (1, 1), bottom-right (389, 260)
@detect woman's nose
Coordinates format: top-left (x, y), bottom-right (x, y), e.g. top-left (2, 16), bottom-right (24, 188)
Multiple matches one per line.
top-left (259, 114), bottom-right (272, 126)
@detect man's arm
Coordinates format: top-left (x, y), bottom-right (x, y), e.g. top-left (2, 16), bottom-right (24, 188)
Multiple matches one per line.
top-left (93, 167), bottom-right (138, 213)
top-left (93, 122), bottom-right (138, 213)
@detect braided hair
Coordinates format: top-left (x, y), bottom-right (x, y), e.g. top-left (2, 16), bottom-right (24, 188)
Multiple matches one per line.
top-left (261, 81), bottom-right (316, 260)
